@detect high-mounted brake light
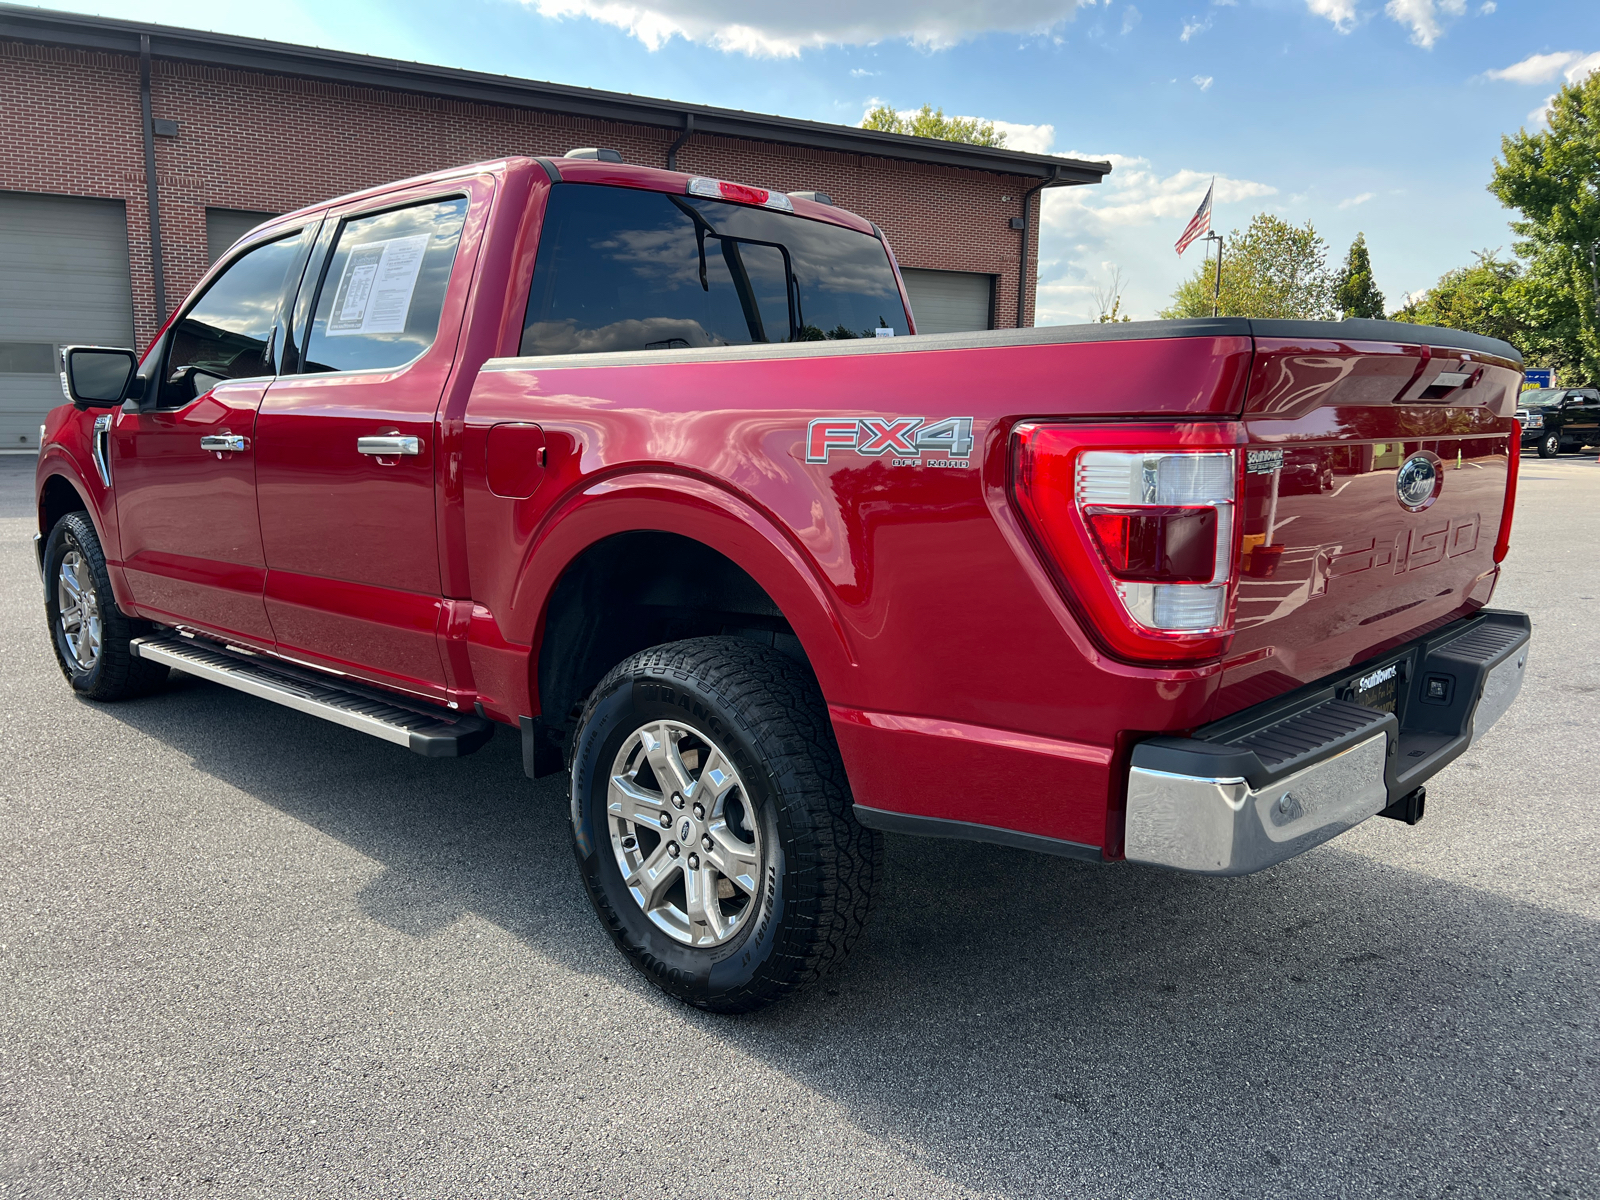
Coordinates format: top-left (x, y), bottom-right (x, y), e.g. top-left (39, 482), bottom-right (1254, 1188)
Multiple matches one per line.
top-left (1012, 423), bottom-right (1245, 666)
top-left (687, 176), bottom-right (795, 213)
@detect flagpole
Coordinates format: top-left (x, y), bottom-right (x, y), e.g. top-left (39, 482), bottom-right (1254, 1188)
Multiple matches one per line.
top-left (1211, 233), bottom-right (1223, 318)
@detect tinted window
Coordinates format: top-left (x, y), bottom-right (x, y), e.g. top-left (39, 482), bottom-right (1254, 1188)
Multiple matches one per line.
top-left (521, 184), bottom-right (907, 357)
top-left (302, 197), bottom-right (468, 374)
top-left (162, 227), bottom-right (309, 404)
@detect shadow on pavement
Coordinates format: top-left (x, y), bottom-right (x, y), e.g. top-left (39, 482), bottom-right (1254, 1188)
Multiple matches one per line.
top-left (97, 670), bottom-right (1599, 1198)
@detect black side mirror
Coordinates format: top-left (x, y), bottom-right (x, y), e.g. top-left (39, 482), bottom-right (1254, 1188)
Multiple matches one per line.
top-left (61, 346), bottom-right (143, 408)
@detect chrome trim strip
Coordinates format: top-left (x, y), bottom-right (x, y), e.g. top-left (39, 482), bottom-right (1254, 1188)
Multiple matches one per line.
top-left (91, 414), bottom-right (112, 486)
top-left (130, 637), bottom-right (412, 747)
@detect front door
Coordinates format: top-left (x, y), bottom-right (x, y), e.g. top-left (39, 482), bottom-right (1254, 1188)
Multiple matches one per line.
top-left (255, 188), bottom-right (480, 699)
top-left (112, 225), bottom-right (314, 645)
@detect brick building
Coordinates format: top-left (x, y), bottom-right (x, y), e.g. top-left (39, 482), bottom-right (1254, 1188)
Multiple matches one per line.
top-left (0, 4), bottom-right (1109, 449)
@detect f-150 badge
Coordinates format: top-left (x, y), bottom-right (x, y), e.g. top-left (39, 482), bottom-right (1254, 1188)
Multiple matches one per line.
top-left (805, 416), bottom-right (975, 465)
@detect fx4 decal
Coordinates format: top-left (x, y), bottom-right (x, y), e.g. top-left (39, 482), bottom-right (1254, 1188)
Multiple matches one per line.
top-left (805, 417), bottom-right (976, 465)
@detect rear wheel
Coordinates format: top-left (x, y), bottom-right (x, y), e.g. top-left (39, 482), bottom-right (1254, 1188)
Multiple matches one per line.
top-left (43, 512), bottom-right (169, 701)
top-left (1539, 431), bottom-right (1561, 458)
top-left (569, 637), bottom-right (880, 1012)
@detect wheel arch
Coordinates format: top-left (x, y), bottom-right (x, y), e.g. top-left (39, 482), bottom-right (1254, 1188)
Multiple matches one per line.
top-left (507, 473), bottom-right (857, 769)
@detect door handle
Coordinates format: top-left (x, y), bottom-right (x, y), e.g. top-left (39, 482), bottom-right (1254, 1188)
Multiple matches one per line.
top-left (200, 434), bottom-right (249, 453)
top-left (357, 436), bottom-right (421, 457)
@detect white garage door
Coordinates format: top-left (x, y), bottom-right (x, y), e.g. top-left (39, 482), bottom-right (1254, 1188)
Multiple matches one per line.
top-left (0, 192), bottom-right (135, 451)
top-left (901, 268), bottom-right (994, 335)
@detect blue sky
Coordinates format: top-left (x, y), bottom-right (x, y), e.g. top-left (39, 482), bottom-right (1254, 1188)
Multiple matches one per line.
top-left (49, 0), bottom-right (1599, 322)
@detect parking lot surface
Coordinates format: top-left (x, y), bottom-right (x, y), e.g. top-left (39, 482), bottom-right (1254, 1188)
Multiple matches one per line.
top-left (2, 452), bottom-right (1597, 1199)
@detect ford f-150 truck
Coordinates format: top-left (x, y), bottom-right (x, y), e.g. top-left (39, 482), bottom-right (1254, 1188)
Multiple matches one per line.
top-left (36, 153), bottom-right (1531, 1012)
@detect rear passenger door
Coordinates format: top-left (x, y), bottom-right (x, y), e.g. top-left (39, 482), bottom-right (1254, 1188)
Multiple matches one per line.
top-left (254, 181), bottom-right (486, 699)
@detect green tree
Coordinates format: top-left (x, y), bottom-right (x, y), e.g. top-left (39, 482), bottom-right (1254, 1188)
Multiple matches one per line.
top-left (1488, 69), bottom-right (1600, 381)
top-left (1335, 233), bottom-right (1386, 318)
top-left (861, 103), bottom-right (1007, 147)
top-left (1389, 251), bottom-right (1533, 349)
top-left (1160, 213), bottom-right (1336, 319)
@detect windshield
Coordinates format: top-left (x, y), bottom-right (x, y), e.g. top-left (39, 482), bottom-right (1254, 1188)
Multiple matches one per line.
top-left (1520, 389), bottom-right (1560, 408)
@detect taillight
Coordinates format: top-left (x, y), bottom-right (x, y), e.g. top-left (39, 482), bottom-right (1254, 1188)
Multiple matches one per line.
top-left (1012, 422), bottom-right (1245, 665)
top-left (1494, 429), bottom-right (1519, 563)
top-left (687, 177), bottom-right (795, 213)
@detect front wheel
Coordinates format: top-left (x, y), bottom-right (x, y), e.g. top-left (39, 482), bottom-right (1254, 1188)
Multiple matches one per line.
top-left (43, 512), bottom-right (169, 701)
top-left (569, 637), bottom-right (881, 1013)
top-left (1539, 431), bottom-right (1561, 458)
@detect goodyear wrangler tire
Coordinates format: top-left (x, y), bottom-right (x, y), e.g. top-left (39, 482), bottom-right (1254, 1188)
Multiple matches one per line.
top-left (43, 512), bottom-right (169, 701)
top-left (569, 637), bottom-right (881, 1013)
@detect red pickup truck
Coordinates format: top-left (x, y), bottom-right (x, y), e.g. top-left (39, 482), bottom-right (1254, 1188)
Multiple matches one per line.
top-left (37, 153), bottom-right (1531, 1012)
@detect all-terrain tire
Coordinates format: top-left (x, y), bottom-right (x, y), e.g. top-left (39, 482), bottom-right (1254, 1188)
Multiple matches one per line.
top-left (569, 637), bottom-right (881, 1013)
top-left (43, 511), bottom-right (169, 701)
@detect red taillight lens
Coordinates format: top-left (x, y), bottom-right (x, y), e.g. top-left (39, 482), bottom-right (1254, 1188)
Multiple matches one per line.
top-left (1012, 422), bottom-right (1245, 666)
top-left (1083, 506), bottom-right (1218, 582)
top-left (1493, 429), bottom-right (1519, 563)
top-left (686, 177), bottom-right (795, 212)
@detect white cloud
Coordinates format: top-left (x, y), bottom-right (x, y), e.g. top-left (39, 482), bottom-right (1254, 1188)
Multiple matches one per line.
top-left (849, 68), bottom-right (878, 77)
top-left (1485, 50), bottom-right (1586, 84)
top-left (1305, 0), bottom-right (1359, 34)
top-left (1479, 1), bottom-right (1494, 11)
top-left (1339, 192), bottom-right (1375, 208)
top-left (988, 118), bottom-right (1058, 153)
top-left (1181, 14), bottom-right (1212, 40)
top-left (526, 0), bottom-right (1089, 55)
top-left (1121, 4), bottom-right (1141, 33)
top-left (1193, 74), bottom-right (1214, 90)
top-left (1384, 0), bottom-right (1465, 49)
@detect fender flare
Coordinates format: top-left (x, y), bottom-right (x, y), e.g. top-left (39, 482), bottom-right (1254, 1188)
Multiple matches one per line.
top-left (506, 469), bottom-right (858, 698)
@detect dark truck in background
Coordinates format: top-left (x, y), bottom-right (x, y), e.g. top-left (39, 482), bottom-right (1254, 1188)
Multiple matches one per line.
top-left (38, 154), bottom-right (1531, 1011)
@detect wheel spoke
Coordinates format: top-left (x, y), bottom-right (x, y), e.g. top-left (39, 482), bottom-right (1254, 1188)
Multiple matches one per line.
top-left (640, 724), bottom-right (695, 797)
top-left (704, 824), bottom-right (761, 895)
top-left (693, 747), bottom-right (736, 810)
top-left (683, 864), bottom-right (727, 942)
top-left (608, 773), bottom-right (672, 829)
top-left (623, 840), bottom-right (682, 909)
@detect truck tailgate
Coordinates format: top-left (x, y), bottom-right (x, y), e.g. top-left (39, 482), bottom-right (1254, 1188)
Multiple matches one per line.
top-left (1214, 333), bottom-right (1522, 718)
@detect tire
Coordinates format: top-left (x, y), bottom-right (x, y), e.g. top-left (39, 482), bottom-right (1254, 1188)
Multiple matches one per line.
top-left (569, 637), bottom-right (881, 1013)
top-left (43, 511), bottom-right (169, 701)
top-left (1539, 431), bottom-right (1561, 458)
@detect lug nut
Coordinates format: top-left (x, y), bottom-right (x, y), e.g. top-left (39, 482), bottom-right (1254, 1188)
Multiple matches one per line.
top-left (692, 802), bottom-right (705, 820)
top-left (667, 842), bottom-right (680, 857)
top-left (701, 835), bottom-right (713, 851)
top-left (671, 793), bottom-right (684, 809)
top-left (659, 813), bottom-right (672, 828)
top-left (687, 853), bottom-right (700, 870)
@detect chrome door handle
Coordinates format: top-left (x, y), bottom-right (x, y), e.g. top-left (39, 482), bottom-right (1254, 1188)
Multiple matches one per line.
top-left (357, 436), bottom-right (420, 456)
top-left (200, 434), bottom-right (249, 453)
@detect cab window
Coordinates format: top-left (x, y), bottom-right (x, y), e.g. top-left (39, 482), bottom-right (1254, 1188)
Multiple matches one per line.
top-left (300, 197), bottom-right (469, 374)
top-left (160, 227), bottom-right (311, 405)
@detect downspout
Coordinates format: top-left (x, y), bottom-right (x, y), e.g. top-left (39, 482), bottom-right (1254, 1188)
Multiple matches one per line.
top-left (138, 35), bottom-right (167, 323)
top-left (666, 113), bottom-right (694, 172)
top-left (1015, 165), bottom-right (1061, 329)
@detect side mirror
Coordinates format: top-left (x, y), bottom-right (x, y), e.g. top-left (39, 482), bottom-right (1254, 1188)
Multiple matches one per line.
top-left (60, 346), bottom-right (143, 408)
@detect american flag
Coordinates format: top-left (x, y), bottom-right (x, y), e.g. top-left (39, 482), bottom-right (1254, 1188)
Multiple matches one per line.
top-left (1175, 180), bottom-right (1213, 256)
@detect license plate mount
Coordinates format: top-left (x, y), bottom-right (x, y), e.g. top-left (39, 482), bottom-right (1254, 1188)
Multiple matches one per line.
top-left (1346, 660), bottom-right (1403, 715)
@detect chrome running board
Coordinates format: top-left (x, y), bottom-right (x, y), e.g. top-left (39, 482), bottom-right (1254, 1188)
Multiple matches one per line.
top-left (131, 633), bottom-right (493, 757)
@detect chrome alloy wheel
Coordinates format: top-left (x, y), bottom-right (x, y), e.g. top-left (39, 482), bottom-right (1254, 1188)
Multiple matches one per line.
top-left (607, 720), bottom-right (764, 948)
top-left (56, 549), bottom-right (102, 672)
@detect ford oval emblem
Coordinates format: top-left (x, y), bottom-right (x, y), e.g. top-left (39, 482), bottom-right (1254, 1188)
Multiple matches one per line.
top-left (1395, 452), bottom-right (1442, 512)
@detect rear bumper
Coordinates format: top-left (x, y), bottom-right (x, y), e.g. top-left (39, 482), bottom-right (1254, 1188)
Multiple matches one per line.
top-left (1125, 609), bottom-right (1530, 875)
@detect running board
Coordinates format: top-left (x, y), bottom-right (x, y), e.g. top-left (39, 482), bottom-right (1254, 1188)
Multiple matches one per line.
top-left (130, 634), bottom-right (494, 757)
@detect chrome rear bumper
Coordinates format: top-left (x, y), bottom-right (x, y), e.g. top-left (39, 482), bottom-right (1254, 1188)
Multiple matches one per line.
top-left (1125, 610), bottom-right (1530, 876)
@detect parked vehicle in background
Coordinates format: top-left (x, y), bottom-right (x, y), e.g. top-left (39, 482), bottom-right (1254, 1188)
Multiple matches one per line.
top-left (35, 154), bottom-right (1532, 1013)
top-left (1519, 386), bottom-right (1600, 457)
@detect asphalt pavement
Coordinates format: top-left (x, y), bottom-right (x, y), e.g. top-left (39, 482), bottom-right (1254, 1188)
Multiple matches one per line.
top-left (1, 451), bottom-right (1596, 1199)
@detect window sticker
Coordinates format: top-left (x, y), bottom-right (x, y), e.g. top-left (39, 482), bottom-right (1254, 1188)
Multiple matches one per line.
top-left (326, 234), bottom-right (430, 336)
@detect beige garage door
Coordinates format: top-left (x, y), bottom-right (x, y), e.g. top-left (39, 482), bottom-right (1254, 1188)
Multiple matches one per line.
top-left (0, 192), bottom-right (135, 451)
top-left (901, 268), bottom-right (994, 335)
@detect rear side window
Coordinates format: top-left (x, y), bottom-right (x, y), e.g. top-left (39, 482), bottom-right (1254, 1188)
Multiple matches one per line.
top-left (161, 227), bottom-right (309, 404)
top-left (521, 184), bottom-right (907, 357)
top-left (302, 197), bottom-right (468, 374)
